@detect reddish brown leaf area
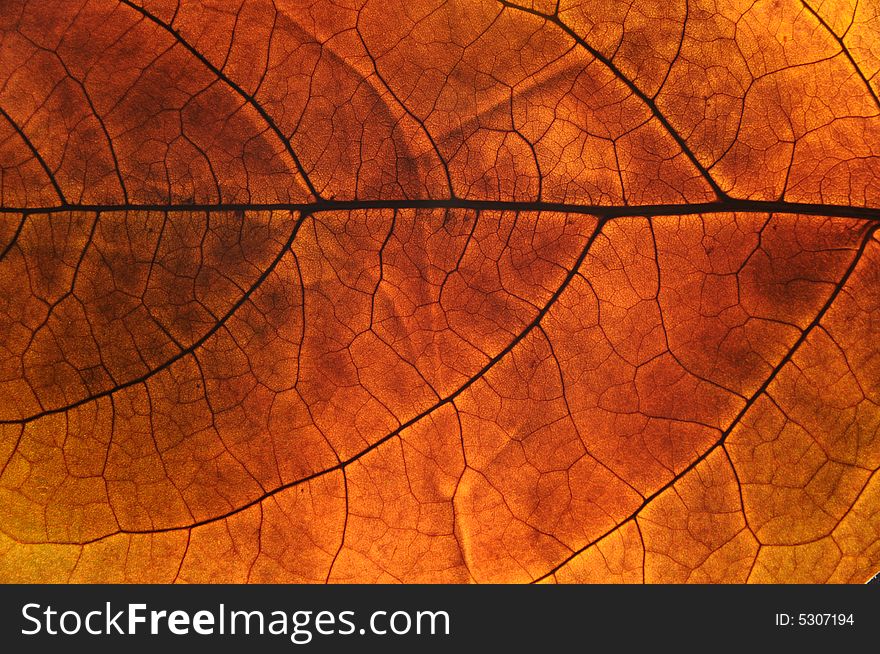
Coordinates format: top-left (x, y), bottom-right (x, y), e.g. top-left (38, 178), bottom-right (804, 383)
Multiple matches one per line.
top-left (0, 0), bottom-right (878, 583)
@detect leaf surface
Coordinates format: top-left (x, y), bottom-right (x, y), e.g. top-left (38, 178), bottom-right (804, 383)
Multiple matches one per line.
top-left (0, 0), bottom-right (878, 583)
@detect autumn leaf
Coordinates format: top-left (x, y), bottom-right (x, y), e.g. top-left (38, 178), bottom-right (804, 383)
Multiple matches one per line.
top-left (0, 0), bottom-right (878, 584)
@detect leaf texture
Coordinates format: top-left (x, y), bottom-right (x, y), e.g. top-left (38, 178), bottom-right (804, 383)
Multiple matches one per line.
top-left (0, 0), bottom-right (878, 583)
